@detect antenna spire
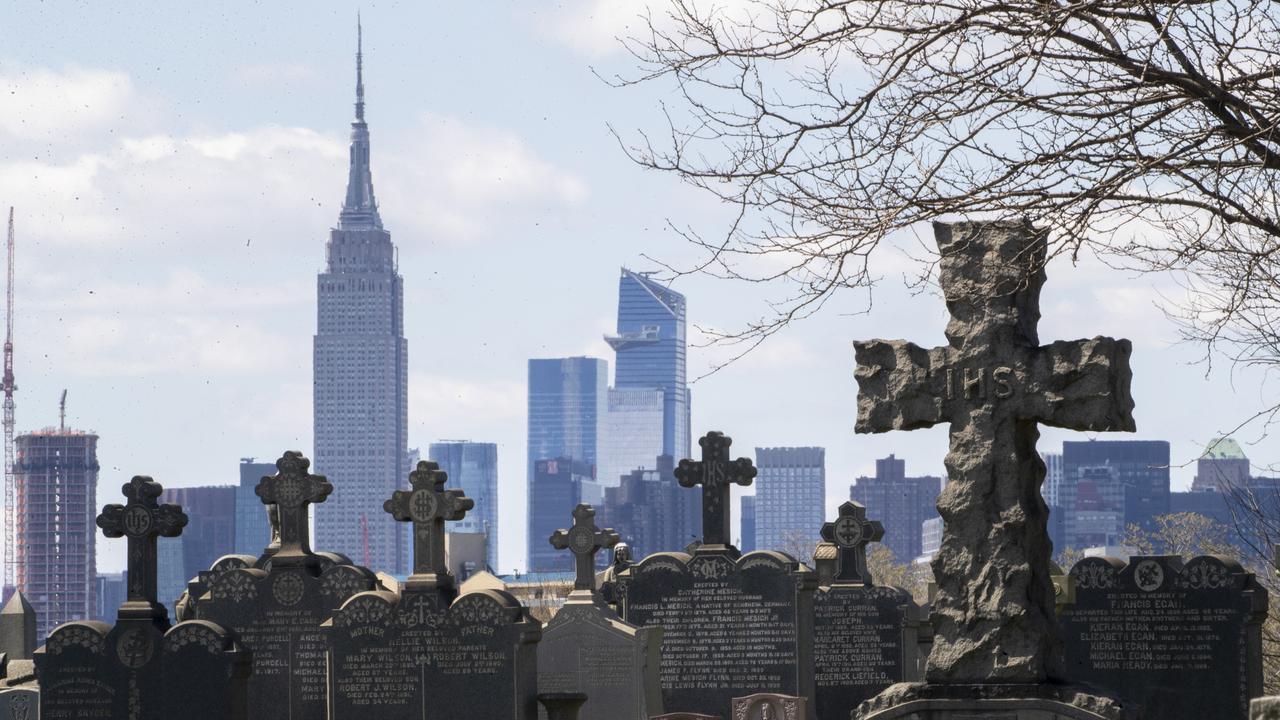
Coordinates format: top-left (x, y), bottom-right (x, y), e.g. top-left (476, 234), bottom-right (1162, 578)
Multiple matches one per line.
top-left (355, 13), bottom-right (365, 122)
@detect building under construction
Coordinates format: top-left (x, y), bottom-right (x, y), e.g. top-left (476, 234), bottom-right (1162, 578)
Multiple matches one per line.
top-left (14, 426), bottom-right (99, 639)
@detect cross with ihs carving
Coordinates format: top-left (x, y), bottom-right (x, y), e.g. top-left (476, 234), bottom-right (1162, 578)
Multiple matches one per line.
top-left (255, 451), bottom-right (332, 568)
top-left (385, 461), bottom-right (474, 590)
top-left (550, 504), bottom-right (619, 592)
top-left (676, 431), bottom-right (756, 549)
top-left (97, 476), bottom-right (188, 622)
top-left (854, 220), bottom-right (1135, 684)
top-left (820, 501), bottom-right (883, 585)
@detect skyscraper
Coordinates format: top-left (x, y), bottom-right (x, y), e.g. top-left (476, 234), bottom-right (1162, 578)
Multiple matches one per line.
top-left (14, 428), bottom-right (99, 639)
top-left (754, 447), bottom-right (826, 555)
top-left (313, 23), bottom-right (409, 573)
top-left (159, 485), bottom-right (236, 604)
top-left (1060, 440), bottom-right (1169, 548)
top-left (429, 441), bottom-right (498, 570)
top-left (598, 387), bottom-right (664, 486)
top-left (605, 269), bottom-right (690, 461)
top-left (739, 495), bottom-right (757, 552)
top-left (850, 454), bottom-right (942, 562)
top-left (234, 458), bottom-right (277, 556)
top-left (1192, 437), bottom-right (1250, 491)
top-left (527, 457), bottom-right (599, 571)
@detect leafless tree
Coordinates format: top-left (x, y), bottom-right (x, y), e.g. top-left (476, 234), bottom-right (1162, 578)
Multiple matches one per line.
top-left (617, 0), bottom-right (1280, 392)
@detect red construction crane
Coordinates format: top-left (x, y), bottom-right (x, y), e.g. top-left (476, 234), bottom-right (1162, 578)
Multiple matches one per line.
top-left (3, 208), bottom-right (16, 591)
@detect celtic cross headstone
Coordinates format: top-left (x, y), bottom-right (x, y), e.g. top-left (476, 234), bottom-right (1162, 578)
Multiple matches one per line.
top-left (97, 475), bottom-right (188, 620)
top-left (550, 504), bottom-right (619, 593)
top-left (820, 501), bottom-right (883, 585)
top-left (854, 220), bottom-right (1135, 686)
top-left (254, 450), bottom-right (332, 568)
top-left (674, 431), bottom-right (756, 549)
top-left (384, 460), bottom-right (473, 590)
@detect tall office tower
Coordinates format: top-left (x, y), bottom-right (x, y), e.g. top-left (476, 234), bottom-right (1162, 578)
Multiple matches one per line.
top-left (527, 457), bottom-right (600, 571)
top-left (739, 495), bottom-right (757, 552)
top-left (598, 387), bottom-right (664, 487)
top-left (1060, 440), bottom-right (1170, 548)
top-left (157, 535), bottom-right (185, 614)
top-left (1041, 451), bottom-right (1063, 507)
top-left (92, 572), bottom-right (126, 623)
top-left (234, 459), bottom-right (277, 556)
top-left (429, 441), bottom-right (499, 570)
top-left (527, 357), bottom-right (607, 475)
top-left (754, 447), bottom-right (826, 555)
top-left (1192, 437), bottom-right (1250, 491)
top-left (605, 269), bottom-right (690, 461)
top-left (599, 455), bottom-right (692, 558)
top-left (14, 429), bottom-right (99, 639)
top-left (314, 24), bottom-right (409, 574)
top-left (849, 454), bottom-right (942, 562)
top-left (159, 485), bottom-right (236, 602)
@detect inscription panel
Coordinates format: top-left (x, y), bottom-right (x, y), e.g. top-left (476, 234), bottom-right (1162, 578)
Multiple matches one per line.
top-left (1061, 556), bottom-right (1267, 720)
top-left (813, 585), bottom-right (917, 718)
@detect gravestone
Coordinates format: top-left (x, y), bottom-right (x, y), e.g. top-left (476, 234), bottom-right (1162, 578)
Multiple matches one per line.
top-left (0, 593), bottom-right (34, 661)
top-left (539, 504), bottom-right (663, 720)
top-left (0, 686), bottom-right (36, 720)
top-left (651, 715), bottom-right (721, 720)
top-left (620, 432), bottom-right (815, 720)
top-left (851, 220), bottom-right (1133, 717)
top-left (538, 693), bottom-right (588, 720)
top-left (326, 460), bottom-right (541, 720)
top-left (34, 475), bottom-right (249, 720)
top-left (195, 452), bottom-right (377, 720)
top-left (811, 503), bottom-right (921, 719)
top-left (731, 693), bottom-right (807, 720)
top-left (1062, 555), bottom-right (1268, 720)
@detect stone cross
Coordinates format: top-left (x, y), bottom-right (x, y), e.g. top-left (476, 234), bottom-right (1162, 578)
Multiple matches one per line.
top-left (854, 220), bottom-right (1134, 684)
top-left (820, 501), bottom-right (883, 585)
top-left (97, 475), bottom-right (188, 621)
top-left (384, 460), bottom-right (473, 589)
top-left (675, 431), bottom-right (756, 549)
top-left (550, 504), bottom-right (619, 591)
top-left (254, 451), bottom-right (332, 568)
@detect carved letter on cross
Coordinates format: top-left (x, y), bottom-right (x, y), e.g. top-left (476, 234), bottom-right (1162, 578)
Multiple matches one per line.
top-left (254, 451), bottom-right (332, 568)
top-left (550, 504), bottom-right (619, 592)
top-left (97, 475), bottom-right (188, 622)
top-left (820, 501), bottom-right (883, 585)
top-left (854, 220), bottom-right (1134, 684)
top-left (675, 431), bottom-right (756, 550)
top-left (384, 461), bottom-right (474, 590)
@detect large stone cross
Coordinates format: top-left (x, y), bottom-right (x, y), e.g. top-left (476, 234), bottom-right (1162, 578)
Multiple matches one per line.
top-left (854, 220), bottom-right (1134, 683)
top-left (97, 475), bottom-right (188, 621)
top-left (550, 504), bottom-right (619, 592)
top-left (820, 501), bottom-right (883, 585)
top-left (675, 431), bottom-right (756, 549)
top-left (385, 460), bottom-right (474, 589)
top-left (255, 451), bottom-right (332, 568)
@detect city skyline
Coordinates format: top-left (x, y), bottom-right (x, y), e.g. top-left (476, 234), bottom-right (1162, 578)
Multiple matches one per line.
top-left (0, 5), bottom-right (1275, 577)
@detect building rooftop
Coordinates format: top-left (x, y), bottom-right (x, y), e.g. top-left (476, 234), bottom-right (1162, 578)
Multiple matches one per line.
top-left (1200, 437), bottom-right (1247, 461)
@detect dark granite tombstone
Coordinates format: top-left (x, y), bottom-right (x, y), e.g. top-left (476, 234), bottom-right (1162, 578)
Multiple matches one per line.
top-left (0, 687), bottom-right (36, 720)
top-left (539, 504), bottom-right (663, 720)
top-left (34, 475), bottom-right (249, 720)
top-left (619, 432), bottom-right (816, 720)
top-left (326, 460), bottom-right (541, 720)
top-left (811, 503), bottom-right (920, 719)
top-left (194, 452), bottom-right (377, 720)
top-left (538, 693), bottom-right (588, 720)
top-left (731, 693), bottom-right (808, 720)
top-left (1061, 554), bottom-right (1268, 720)
top-left (650, 714), bottom-right (721, 720)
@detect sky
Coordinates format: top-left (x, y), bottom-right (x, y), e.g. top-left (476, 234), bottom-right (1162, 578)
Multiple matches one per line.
top-left (0, 2), bottom-right (1275, 576)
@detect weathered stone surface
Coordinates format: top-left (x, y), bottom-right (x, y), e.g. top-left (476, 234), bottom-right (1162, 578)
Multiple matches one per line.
top-left (813, 585), bottom-right (921, 717)
top-left (0, 594), bottom-right (34, 662)
top-left (1253, 697), bottom-right (1280, 720)
top-left (854, 220), bottom-right (1135, 683)
top-left (650, 714), bottom-right (722, 720)
top-left (538, 693), bottom-right (588, 720)
top-left (855, 682), bottom-right (1126, 719)
top-left (0, 687), bottom-right (37, 720)
top-left (730, 693), bottom-right (807, 720)
top-left (1062, 555), bottom-right (1268, 720)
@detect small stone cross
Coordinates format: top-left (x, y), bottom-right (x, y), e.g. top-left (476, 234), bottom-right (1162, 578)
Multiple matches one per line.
top-left (550, 504), bottom-right (619, 591)
top-left (820, 501), bottom-right (883, 585)
top-left (676, 431), bottom-right (756, 548)
top-left (385, 461), bottom-right (474, 588)
top-left (255, 451), bottom-right (332, 567)
top-left (854, 220), bottom-right (1134, 683)
top-left (97, 476), bottom-right (188, 621)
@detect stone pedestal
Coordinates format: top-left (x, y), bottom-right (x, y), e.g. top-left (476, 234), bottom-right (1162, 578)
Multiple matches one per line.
top-left (1253, 697), bottom-right (1280, 720)
top-left (855, 683), bottom-right (1128, 720)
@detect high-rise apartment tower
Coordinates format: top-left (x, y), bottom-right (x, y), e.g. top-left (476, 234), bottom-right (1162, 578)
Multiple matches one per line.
top-left (313, 23), bottom-right (409, 572)
top-left (754, 447), bottom-right (826, 555)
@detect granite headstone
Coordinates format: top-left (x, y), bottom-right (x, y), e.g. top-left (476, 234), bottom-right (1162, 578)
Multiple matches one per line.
top-left (0, 687), bottom-right (36, 720)
top-left (730, 693), bottom-right (808, 720)
top-left (539, 504), bottom-right (663, 720)
top-left (1062, 554), bottom-right (1268, 720)
top-left (620, 432), bottom-right (816, 720)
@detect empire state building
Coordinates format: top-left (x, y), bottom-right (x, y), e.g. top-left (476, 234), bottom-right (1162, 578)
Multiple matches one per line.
top-left (313, 23), bottom-right (408, 572)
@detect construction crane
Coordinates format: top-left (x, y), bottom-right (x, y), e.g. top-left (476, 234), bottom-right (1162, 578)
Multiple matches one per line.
top-left (3, 208), bottom-right (16, 591)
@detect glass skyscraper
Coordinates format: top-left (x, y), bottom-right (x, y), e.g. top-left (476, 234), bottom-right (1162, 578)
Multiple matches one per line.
top-left (754, 447), bottom-right (826, 555)
top-left (234, 458), bottom-right (277, 557)
top-left (429, 441), bottom-right (499, 571)
top-left (598, 387), bottom-right (664, 487)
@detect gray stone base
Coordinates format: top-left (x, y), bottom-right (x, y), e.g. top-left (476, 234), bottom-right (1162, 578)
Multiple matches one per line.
top-left (855, 683), bottom-right (1128, 720)
top-left (1252, 697), bottom-right (1280, 720)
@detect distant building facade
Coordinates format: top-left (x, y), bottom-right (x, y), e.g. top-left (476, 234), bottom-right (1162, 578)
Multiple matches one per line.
top-left (159, 485), bottom-right (236, 606)
top-left (850, 454), bottom-right (941, 562)
top-left (429, 441), bottom-right (499, 570)
top-left (598, 455), bottom-right (700, 559)
top-left (15, 429), bottom-right (99, 639)
top-left (597, 387), bottom-right (664, 487)
top-left (1060, 440), bottom-right (1170, 548)
top-left (1192, 437), bottom-right (1250, 491)
top-left (235, 459), bottom-right (277, 556)
top-left (92, 572), bottom-right (126, 623)
top-left (1041, 451), bottom-right (1063, 507)
top-left (739, 495), bottom-right (757, 552)
top-left (528, 458), bottom-right (601, 571)
top-left (754, 447), bottom-right (825, 555)
top-left (527, 357), bottom-right (607, 478)
top-left (313, 30), bottom-right (409, 573)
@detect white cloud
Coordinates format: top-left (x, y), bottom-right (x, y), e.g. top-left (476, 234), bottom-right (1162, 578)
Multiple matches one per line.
top-left (538, 0), bottom-right (770, 58)
top-left (0, 64), bottom-right (136, 142)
